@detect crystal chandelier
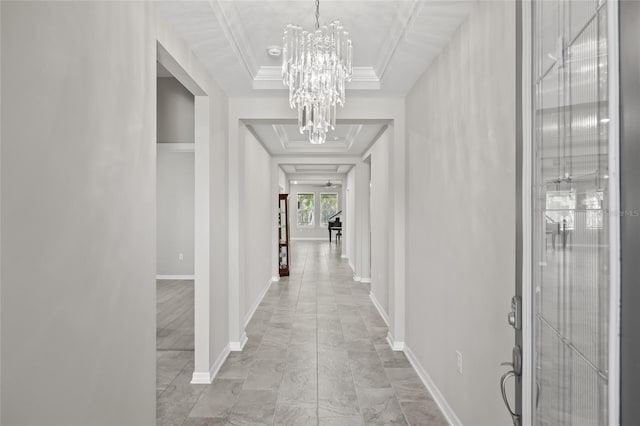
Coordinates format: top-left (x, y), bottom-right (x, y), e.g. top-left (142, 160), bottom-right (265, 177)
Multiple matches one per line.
top-left (281, 0), bottom-right (353, 144)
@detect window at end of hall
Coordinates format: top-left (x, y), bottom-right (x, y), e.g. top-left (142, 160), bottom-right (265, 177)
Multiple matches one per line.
top-left (320, 193), bottom-right (338, 226)
top-left (297, 193), bottom-right (315, 227)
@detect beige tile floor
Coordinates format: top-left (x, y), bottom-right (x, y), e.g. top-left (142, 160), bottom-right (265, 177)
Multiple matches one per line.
top-left (157, 241), bottom-right (447, 425)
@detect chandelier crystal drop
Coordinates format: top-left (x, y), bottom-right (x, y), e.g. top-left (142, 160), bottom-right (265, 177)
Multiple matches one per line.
top-left (281, 0), bottom-right (353, 144)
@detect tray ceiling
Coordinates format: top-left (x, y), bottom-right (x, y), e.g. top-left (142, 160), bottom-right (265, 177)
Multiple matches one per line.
top-left (156, 1), bottom-right (475, 96)
top-left (247, 122), bottom-right (386, 156)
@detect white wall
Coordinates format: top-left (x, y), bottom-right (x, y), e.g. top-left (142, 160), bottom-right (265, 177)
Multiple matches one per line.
top-left (1, 2), bottom-right (229, 423)
top-left (206, 90), bottom-right (229, 375)
top-left (156, 77), bottom-right (195, 277)
top-left (289, 183), bottom-right (343, 240)
top-left (1, 2), bottom-right (156, 423)
top-left (404, 1), bottom-right (515, 424)
top-left (278, 167), bottom-right (287, 193)
top-left (353, 160), bottom-right (372, 282)
top-left (242, 129), bottom-right (273, 324)
top-left (157, 149), bottom-right (194, 276)
top-left (345, 168), bottom-right (356, 268)
top-left (369, 129), bottom-right (391, 317)
top-left (157, 77), bottom-right (194, 143)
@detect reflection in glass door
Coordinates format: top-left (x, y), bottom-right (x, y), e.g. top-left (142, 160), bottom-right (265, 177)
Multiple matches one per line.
top-left (531, 0), bottom-right (613, 424)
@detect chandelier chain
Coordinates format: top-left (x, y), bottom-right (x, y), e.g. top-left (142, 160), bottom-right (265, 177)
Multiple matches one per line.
top-left (315, 0), bottom-right (320, 30)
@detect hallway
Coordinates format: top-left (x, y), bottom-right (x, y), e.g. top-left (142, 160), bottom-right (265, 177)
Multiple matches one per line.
top-left (157, 241), bottom-right (446, 425)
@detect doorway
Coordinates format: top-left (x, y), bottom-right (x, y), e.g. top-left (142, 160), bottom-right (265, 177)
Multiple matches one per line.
top-left (156, 66), bottom-right (196, 392)
top-left (155, 43), bottom-right (213, 388)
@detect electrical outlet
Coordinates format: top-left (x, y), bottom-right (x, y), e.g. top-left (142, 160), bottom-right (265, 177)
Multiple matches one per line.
top-left (178, 253), bottom-right (184, 261)
top-left (456, 350), bottom-right (463, 375)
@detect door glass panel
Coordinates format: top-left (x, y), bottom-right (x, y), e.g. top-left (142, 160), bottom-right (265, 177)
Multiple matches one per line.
top-left (532, 1), bottom-right (609, 425)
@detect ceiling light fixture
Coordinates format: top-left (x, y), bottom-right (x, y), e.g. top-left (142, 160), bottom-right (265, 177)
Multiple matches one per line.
top-left (282, 0), bottom-right (353, 145)
top-left (267, 46), bottom-right (282, 57)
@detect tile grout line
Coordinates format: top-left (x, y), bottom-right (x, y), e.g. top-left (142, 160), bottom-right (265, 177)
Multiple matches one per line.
top-left (364, 284), bottom-right (412, 426)
top-left (272, 243), bottom-right (311, 426)
top-left (178, 361), bottom-right (209, 426)
top-left (379, 348), bottom-right (412, 426)
top-left (344, 309), bottom-right (367, 423)
top-left (329, 248), bottom-right (367, 425)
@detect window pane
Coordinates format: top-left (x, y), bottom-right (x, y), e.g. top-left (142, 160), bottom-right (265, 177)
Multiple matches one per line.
top-left (297, 193), bottom-right (315, 226)
top-left (320, 193), bottom-right (338, 226)
top-left (532, 2), bottom-right (610, 424)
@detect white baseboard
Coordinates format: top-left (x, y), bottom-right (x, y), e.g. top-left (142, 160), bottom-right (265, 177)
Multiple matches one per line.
top-left (404, 344), bottom-right (462, 426)
top-left (348, 260), bottom-right (355, 272)
top-left (290, 237), bottom-right (327, 241)
top-left (386, 331), bottom-right (405, 351)
top-left (244, 278), bottom-right (274, 328)
top-left (190, 371), bottom-right (212, 384)
top-left (190, 344), bottom-right (230, 384)
top-left (156, 275), bottom-right (195, 280)
top-left (229, 332), bottom-right (248, 351)
top-left (360, 277), bottom-right (372, 283)
top-left (369, 292), bottom-right (390, 327)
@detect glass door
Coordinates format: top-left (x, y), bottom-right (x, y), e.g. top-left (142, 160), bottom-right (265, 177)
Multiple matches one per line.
top-left (531, 0), bottom-right (614, 424)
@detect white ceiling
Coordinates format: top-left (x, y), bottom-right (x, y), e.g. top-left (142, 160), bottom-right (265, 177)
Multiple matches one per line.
top-left (279, 163), bottom-right (351, 188)
top-left (156, 1), bottom-right (475, 178)
top-left (280, 164), bottom-right (352, 174)
top-left (289, 179), bottom-right (343, 187)
top-left (155, 1), bottom-right (476, 96)
top-left (247, 122), bottom-right (386, 156)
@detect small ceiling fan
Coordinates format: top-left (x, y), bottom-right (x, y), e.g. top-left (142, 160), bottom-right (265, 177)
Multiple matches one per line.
top-left (312, 180), bottom-right (341, 188)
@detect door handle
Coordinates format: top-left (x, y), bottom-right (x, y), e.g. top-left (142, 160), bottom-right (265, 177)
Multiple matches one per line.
top-left (500, 367), bottom-right (521, 426)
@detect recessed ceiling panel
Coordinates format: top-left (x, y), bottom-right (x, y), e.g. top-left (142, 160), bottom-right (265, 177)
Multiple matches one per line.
top-left (294, 165), bottom-right (339, 172)
top-left (225, 1), bottom-right (414, 70)
top-left (155, 1), bottom-right (475, 96)
top-left (246, 122), bottom-right (386, 156)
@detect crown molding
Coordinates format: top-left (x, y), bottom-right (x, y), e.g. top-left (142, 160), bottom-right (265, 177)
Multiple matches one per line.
top-left (349, 67), bottom-right (381, 90)
top-left (272, 124), bottom-right (363, 153)
top-left (272, 124), bottom-right (290, 151)
top-left (345, 124), bottom-right (363, 152)
top-left (253, 66), bottom-right (381, 90)
top-left (374, 0), bottom-right (423, 80)
top-left (209, 0), bottom-right (258, 79)
top-left (254, 66), bottom-right (282, 83)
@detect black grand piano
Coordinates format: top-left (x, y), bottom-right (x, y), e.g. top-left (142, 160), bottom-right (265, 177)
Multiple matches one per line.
top-left (328, 210), bottom-right (342, 243)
